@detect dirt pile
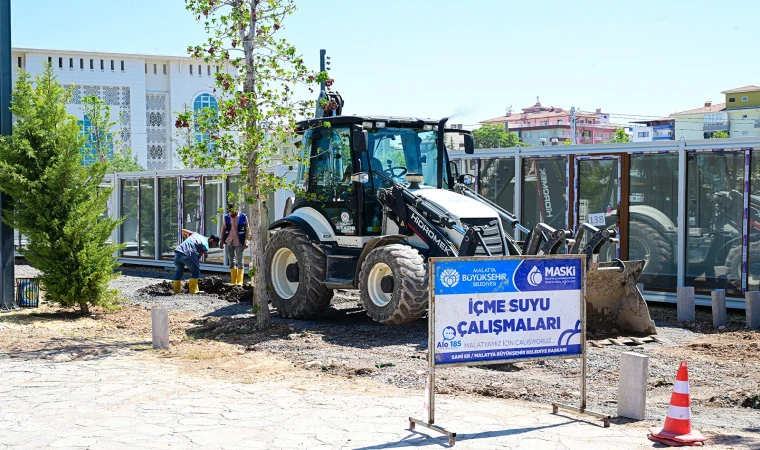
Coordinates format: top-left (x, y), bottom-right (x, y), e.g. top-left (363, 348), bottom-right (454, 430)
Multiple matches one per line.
top-left (137, 276), bottom-right (252, 303)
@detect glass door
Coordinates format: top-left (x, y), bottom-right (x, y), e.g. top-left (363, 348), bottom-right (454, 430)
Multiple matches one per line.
top-left (573, 155), bottom-right (622, 261)
top-left (181, 177), bottom-right (203, 235)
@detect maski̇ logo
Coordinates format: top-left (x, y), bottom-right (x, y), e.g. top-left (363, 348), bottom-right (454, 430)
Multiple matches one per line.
top-left (527, 266), bottom-right (543, 287)
top-left (440, 268), bottom-right (460, 288)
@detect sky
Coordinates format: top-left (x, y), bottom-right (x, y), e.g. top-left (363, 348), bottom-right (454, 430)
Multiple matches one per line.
top-left (10, 0), bottom-right (760, 127)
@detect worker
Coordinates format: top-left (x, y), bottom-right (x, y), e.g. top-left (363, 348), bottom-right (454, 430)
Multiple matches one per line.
top-left (173, 230), bottom-right (220, 294)
top-left (219, 202), bottom-right (250, 286)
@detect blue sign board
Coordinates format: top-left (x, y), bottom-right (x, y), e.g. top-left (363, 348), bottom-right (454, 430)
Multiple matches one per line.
top-left (432, 257), bottom-right (584, 365)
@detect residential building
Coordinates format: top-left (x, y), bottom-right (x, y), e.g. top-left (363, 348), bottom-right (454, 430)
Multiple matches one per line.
top-left (480, 99), bottom-right (617, 146)
top-left (629, 118), bottom-right (675, 142)
top-left (672, 85), bottom-right (760, 140)
top-left (11, 47), bottom-right (234, 170)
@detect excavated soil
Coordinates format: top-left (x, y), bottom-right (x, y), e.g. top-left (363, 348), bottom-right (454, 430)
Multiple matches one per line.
top-left (137, 276), bottom-right (253, 303)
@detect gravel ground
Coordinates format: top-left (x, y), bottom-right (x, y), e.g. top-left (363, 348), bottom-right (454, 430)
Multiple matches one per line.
top-left (10, 260), bottom-right (760, 433)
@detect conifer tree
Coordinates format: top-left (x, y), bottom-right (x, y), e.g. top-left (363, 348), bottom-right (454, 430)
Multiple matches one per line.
top-left (0, 66), bottom-right (123, 314)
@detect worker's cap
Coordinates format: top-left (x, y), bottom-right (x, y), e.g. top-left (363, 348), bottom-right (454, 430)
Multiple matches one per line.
top-left (227, 202), bottom-right (237, 211)
top-left (208, 234), bottom-right (221, 243)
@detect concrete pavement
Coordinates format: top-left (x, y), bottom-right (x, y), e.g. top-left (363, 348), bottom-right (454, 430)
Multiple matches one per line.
top-left (0, 352), bottom-right (664, 449)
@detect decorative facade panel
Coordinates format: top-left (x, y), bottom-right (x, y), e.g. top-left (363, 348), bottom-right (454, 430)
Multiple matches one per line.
top-left (62, 84), bottom-right (132, 151)
top-left (145, 93), bottom-right (169, 170)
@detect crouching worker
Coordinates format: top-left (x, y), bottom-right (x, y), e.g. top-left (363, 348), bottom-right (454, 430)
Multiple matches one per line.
top-left (219, 202), bottom-right (250, 286)
top-left (173, 230), bottom-right (220, 294)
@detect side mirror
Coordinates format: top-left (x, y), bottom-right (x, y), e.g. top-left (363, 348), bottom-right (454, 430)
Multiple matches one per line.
top-left (464, 134), bottom-right (475, 154)
top-left (449, 161), bottom-right (460, 180)
top-left (352, 128), bottom-right (368, 153)
top-left (458, 174), bottom-right (475, 186)
top-left (351, 172), bottom-right (370, 184)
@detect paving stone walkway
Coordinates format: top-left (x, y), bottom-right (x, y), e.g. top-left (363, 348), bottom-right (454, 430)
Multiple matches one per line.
top-left (0, 353), bottom-right (698, 449)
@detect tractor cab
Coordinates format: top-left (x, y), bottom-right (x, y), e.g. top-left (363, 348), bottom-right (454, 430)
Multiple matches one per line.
top-left (294, 116), bottom-right (473, 238)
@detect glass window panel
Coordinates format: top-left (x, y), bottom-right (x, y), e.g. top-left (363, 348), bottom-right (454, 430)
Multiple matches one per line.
top-left (182, 179), bottom-right (202, 234)
top-left (139, 178), bottom-right (155, 258)
top-left (479, 158), bottom-right (515, 213)
top-left (204, 176), bottom-right (224, 264)
top-left (159, 178), bottom-right (179, 259)
top-left (121, 179), bottom-right (139, 257)
top-left (686, 152), bottom-right (744, 294)
top-left (629, 154), bottom-right (678, 289)
top-left (576, 158), bottom-right (619, 260)
top-left (522, 157), bottom-right (566, 231)
top-left (748, 152), bottom-right (760, 291)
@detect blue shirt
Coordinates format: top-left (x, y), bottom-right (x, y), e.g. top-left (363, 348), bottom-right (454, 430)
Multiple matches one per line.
top-left (175, 234), bottom-right (209, 271)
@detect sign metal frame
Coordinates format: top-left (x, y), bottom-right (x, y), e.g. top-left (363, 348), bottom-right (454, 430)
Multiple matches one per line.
top-left (408, 254), bottom-right (610, 446)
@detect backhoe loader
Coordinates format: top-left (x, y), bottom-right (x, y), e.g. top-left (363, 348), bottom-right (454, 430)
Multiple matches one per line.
top-left (265, 109), bottom-right (656, 335)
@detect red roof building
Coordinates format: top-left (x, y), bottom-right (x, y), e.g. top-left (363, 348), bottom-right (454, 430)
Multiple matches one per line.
top-left (480, 98), bottom-right (617, 146)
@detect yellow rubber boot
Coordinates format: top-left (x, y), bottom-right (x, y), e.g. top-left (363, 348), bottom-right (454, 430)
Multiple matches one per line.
top-left (173, 280), bottom-right (182, 294)
top-left (236, 269), bottom-right (245, 286)
top-left (228, 269), bottom-right (236, 286)
top-left (189, 278), bottom-right (199, 294)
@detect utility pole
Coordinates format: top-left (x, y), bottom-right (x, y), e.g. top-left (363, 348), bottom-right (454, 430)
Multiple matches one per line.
top-left (570, 106), bottom-right (577, 145)
top-left (0, 0), bottom-right (15, 309)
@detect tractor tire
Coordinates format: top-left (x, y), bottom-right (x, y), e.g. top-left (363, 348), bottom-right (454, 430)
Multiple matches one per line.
top-left (265, 227), bottom-right (333, 319)
top-left (359, 244), bottom-right (428, 325)
top-left (627, 221), bottom-right (672, 278)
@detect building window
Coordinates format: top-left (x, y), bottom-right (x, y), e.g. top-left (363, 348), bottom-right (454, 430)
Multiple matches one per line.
top-left (729, 97), bottom-right (736, 102)
top-left (557, 119), bottom-right (563, 124)
top-left (207, 65), bottom-right (211, 76)
top-left (742, 96), bottom-right (749, 102)
top-left (198, 65), bottom-right (201, 76)
top-left (17, 56), bottom-right (21, 68)
top-left (58, 57), bottom-right (63, 68)
top-left (638, 131), bottom-right (650, 138)
top-left (742, 131), bottom-right (749, 136)
top-left (100, 60), bottom-right (104, 71)
top-left (120, 60), bottom-right (125, 71)
top-left (47, 56), bottom-right (51, 65)
top-left (704, 113), bottom-right (728, 124)
top-left (193, 93), bottom-right (219, 148)
top-left (145, 63), bottom-right (147, 74)
top-left (743, 114), bottom-right (749, 119)
top-left (190, 65), bottom-right (193, 75)
top-left (78, 114), bottom-right (114, 165)
top-left (163, 64), bottom-right (167, 75)
top-left (69, 58), bottom-right (73, 69)
top-left (215, 65), bottom-right (219, 73)
top-left (153, 64), bottom-right (157, 74)
top-left (80, 58), bottom-right (84, 69)
top-left (111, 60), bottom-right (114, 71)
top-left (89, 59), bottom-right (93, 70)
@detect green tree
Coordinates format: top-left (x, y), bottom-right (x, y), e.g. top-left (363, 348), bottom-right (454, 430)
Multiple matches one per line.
top-left (473, 123), bottom-right (523, 148)
top-left (81, 95), bottom-right (144, 172)
top-left (711, 130), bottom-right (729, 139)
top-left (178, 0), bottom-right (328, 329)
top-left (0, 66), bottom-right (123, 314)
top-left (609, 127), bottom-right (632, 143)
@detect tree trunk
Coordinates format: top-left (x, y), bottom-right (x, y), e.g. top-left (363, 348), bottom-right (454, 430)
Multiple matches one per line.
top-left (244, 0), bottom-right (270, 329)
top-left (248, 172), bottom-right (270, 329)
top-left (79, 301), bottom-right (90, 315)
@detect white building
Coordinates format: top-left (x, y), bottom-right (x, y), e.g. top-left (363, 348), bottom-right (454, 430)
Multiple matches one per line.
top-left (11, 47), bottom-right (233, 170)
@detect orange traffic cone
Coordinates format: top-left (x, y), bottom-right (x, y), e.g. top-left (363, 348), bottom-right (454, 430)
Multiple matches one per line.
top-left (648, 361), bottom-right (707, 447)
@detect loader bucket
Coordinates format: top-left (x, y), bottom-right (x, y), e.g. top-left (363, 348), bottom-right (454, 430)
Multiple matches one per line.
top-left (585, 259), bottom-right (657, 336)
